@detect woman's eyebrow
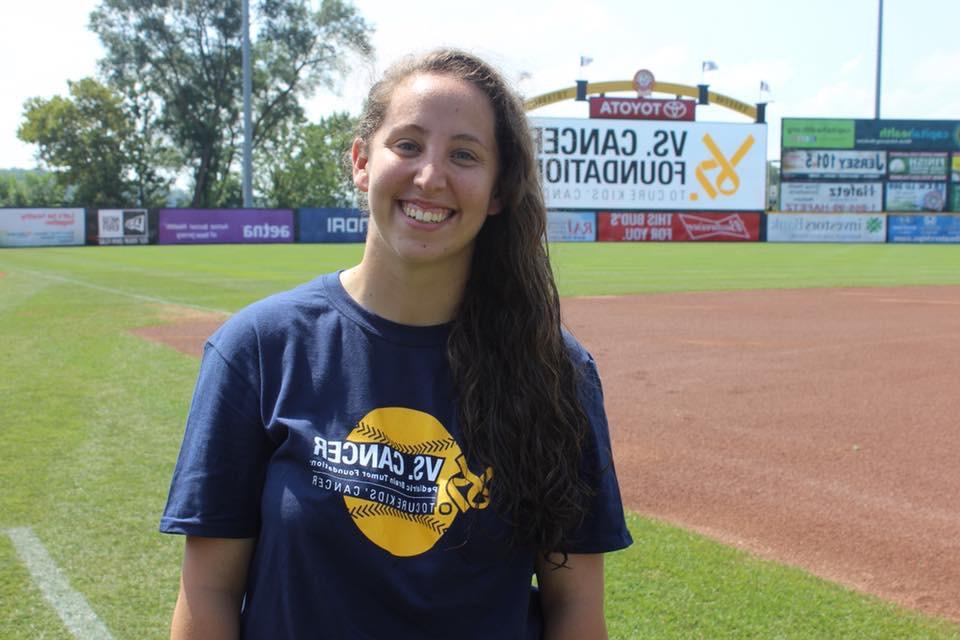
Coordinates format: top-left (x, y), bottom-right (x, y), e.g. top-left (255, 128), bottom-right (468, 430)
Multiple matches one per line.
top-left (390, 123), bottom-right (489, 148)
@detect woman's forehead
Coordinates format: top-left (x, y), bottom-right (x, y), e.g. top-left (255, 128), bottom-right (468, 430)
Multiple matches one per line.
top-left (382, 73), bottom-right (496, 136)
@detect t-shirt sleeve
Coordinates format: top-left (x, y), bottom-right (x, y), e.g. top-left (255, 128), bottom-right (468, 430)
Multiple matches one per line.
top-left (561, 349), bottom-right (633, 554)
top-left (159, 330), bottom-right (273, 538)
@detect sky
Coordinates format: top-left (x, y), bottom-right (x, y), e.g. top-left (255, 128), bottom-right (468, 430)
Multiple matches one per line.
top-left (2, 0), bottom-right (958, 169)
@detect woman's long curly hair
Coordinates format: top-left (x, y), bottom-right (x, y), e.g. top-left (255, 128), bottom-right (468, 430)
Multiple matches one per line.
top-left (354, 49), bottom-right (591, 556)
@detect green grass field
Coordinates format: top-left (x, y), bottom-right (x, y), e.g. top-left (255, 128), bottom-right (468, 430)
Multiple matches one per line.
top-left (1, 243), bottom-right (958, 639)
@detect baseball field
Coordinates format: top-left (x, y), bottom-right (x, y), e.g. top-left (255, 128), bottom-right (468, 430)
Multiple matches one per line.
top-left (1, 242), bottom-right (958, 639)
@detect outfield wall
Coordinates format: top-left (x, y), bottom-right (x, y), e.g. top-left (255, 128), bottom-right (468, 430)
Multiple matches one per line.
top-left (2, 207), bottom-right (960, 246)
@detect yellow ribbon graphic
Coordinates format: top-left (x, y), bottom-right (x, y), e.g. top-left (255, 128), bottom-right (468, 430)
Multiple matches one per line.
top-left (694, 134), bottom-right (755, 200)
top-left (446, 454), bottom-right (493, 513)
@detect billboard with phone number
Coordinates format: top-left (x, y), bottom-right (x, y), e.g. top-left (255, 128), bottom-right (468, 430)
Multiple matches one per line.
top-left (780, 182), bottom-right (883, 212)
top-left (158, 209), bottom-right (294, 244)
top-left (597, 211), bottom-right (761, 242)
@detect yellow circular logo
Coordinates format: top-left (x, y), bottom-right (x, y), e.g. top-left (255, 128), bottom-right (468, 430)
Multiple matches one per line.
top-left (312, 407), bottom-right (492, 557)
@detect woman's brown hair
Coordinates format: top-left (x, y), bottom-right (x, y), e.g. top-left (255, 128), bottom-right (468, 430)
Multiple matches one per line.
top-left (354, 49), bottom-right (592, 556)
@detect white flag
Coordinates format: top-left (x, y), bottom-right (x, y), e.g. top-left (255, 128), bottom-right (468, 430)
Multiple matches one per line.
top-left (580, 55), bottom-right (594, 67)
top-left (702, 60), bottom-right (718, 72)
top-left (760, 80), bottom-right (771, 93)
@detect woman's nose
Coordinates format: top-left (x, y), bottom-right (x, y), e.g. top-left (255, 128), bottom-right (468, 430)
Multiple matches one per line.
top-left (413, 155), bottom-right (447, 193)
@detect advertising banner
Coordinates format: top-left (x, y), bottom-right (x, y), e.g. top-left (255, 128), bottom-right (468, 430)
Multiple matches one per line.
top-left (781, 149), bottom-right (886, 180)
top-left (530, 117), bottom-right (767, 210)
top-left (158, 209), bottom-right (294, 244)
top-left (854, 120), bottom-right (960, 151)
top-left (781, 119), bottom-right (855, 149)
top-left (95, 209), bottom-right (150, 245)
top-left (546, 211), bottom-right (596, 242)
top-left (588, 97), bottom-right (696, 121)
top-left (885, 182), bottom-right (947, 212)
top-left (767, 213), bottom-right (886, 243)
top-left (0, 208), bottom-right (85, 247)
top-left (780, 182), bottom-right (883, 212)
top-left (887, 152), bottom-right (948, 181)
top-left (298, 208), bottom-right (367, 243)
top-left (597, 211), bottom-right (761, 242)
top-left (953, 155), bottom-right (960, 211)
top-left (887, 214), bottom-right (960, 243)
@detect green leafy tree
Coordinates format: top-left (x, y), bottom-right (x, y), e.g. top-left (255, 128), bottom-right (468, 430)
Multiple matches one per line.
top-left (258, 111), bottom-right (357, 208)
top-left (0, 170), bottom-right (67, 207)
top-left (18, 78), bottom-right (136, 206)
top-left (90, 0), bottom-right (372, 208)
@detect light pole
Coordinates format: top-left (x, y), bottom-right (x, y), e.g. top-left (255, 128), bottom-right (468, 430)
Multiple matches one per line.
top-left (874, 0), bottom-right (883, 119)
top-left (242, 0), bottom-right (253, 206)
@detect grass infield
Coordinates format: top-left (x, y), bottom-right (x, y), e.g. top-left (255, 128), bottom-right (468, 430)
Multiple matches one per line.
top-left (1, 243), bottom-right (958, 639)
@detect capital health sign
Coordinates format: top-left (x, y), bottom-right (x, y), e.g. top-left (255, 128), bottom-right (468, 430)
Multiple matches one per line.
top-left (529, 117), bottom-right (766, 211)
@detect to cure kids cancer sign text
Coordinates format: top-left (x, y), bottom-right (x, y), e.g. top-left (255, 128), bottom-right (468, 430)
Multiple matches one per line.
top-left (530, 117), bottom-right (767, 210)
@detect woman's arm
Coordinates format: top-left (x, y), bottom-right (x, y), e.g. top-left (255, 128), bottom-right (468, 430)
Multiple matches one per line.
top-left (170, 536), bottom-right (256, 640)
top-left (535, 552), bottom-right (608, 640)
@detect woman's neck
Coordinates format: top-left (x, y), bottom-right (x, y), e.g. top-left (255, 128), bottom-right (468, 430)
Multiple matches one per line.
top-left (339, 257), bottom-right (470, 326)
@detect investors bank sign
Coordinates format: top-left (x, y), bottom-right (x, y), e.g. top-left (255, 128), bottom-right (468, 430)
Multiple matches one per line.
top-left (529, 117), bottom-right (767, 210)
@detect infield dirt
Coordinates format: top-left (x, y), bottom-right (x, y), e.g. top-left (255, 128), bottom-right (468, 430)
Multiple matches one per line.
top-left (563, 285), bottom-right (960, 622)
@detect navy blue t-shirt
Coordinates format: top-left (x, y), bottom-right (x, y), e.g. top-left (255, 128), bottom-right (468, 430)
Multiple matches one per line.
top-left (160, 272), bottom-right (631, 639)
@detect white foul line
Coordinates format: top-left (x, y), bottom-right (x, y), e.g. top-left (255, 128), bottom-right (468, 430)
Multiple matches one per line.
top-left (18, 268), bottom-right (231, 315)
top-left (5, 527), bottom-right (114, 640)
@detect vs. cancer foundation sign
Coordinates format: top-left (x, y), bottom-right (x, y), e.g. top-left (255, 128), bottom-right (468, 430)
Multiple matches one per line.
top-left (529, 117), bottom-right (767, 210)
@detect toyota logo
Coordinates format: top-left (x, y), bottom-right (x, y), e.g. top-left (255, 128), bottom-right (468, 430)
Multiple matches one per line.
top-left (663, 100), bottom-right (688, 119)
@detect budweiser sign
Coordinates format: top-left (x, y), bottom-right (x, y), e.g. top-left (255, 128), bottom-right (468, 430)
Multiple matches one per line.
top-left (677, 213), bottom-right (751, 240)
top-left (589, 97), bottom-right (696, 121)
top-left (597, 212), bottom-right (761, 242)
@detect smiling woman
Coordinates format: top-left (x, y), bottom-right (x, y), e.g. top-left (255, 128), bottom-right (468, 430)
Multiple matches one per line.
top-left (347, 71), bottom-right (502, 295)
top-left (160, 49), bottom-right (631, 640)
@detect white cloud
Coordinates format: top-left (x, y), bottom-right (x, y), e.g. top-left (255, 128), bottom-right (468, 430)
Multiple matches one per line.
top-left (840, 55), bottom-right (864, 76)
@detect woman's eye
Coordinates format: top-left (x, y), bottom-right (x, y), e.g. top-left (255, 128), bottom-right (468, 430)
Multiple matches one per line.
top-left (394, 140), bottom-right (419, 153)
top-left (452, 149), bottom-right (479, 163)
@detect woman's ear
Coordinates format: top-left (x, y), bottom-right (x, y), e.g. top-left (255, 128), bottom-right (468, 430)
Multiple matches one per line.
top-left (487, 192), bottom-right (502, 216)
top-left (351, 138), bottom-right (369, 192)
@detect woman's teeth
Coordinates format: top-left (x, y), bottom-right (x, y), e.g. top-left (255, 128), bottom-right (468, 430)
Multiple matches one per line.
top-left (402, 202), bottom-right (451, 224)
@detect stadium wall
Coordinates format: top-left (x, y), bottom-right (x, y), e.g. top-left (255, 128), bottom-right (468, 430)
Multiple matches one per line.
top-left (3, 207), bottom-right (960, 247)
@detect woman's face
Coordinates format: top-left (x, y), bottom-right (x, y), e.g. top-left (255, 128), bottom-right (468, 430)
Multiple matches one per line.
top-left (352, 72), bottom-right (501, 273)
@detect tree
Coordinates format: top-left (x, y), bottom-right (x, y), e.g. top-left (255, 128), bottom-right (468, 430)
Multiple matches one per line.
top-left (258, 111), bottom-right (357, 208)
top-left (17, 78), bottom-right (140, 206)
top-left (89, 0), bottom-right (372, 208)
top-left (0, 170), bottom-right (67, 207)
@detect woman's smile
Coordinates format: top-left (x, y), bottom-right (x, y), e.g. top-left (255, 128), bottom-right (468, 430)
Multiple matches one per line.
top-left (399, 200), bottom-right (454, 225)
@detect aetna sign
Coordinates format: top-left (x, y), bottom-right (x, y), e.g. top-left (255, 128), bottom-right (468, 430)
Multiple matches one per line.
top-left (589, 97), bottom-right (696, 121)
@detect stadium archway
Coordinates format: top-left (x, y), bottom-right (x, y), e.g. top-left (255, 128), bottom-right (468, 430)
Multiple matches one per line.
top-left (524, 80), bottom-right (762, 122)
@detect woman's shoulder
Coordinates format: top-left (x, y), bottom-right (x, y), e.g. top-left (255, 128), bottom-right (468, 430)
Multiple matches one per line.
top-left (208, 272), bottom-right (338, 353)
top-left (561, 327), bottom-right (596, 369)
